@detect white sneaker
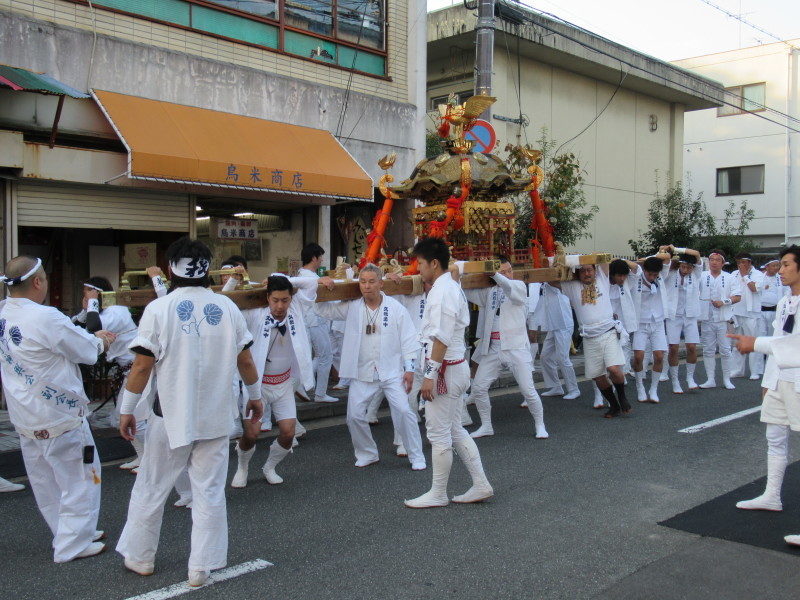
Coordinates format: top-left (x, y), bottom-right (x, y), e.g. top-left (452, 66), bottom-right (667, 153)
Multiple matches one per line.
top-left (119, 457), bottom-right (140, 470)
top-left (314, 394), bottom-right (338, 403)
top-left (535, 424), bottom-right (549, 439)
top-left (264, 467), bottom-right (284, 485)
top-left (699, 380), bottom-right (716, 389)
top-left (736, 494), bottom-right (782, 511)
top-left (93, 530), bottom-right (106, 542)
top-left (174, 496), bottom-right (192, 508)
top-left (354, 458), bottom-right (380, 468)
top-left (411, 461), bottom-right (427, 471)
top-left (452, 483), bottom-right (494, 503)
top-left (563, 390), bottom-right (580, 400)
top-left (404, 490), bottom-right (449, 509)
top-left (469, 425), bottom-right (494, 439)
top-left (687, 378), bottom-right (698, 390)
top-left (541, 388), bottom-right (564, 397)
top-left (188, 570), bottom-right (209, 587)
top-left (124, 557), bottom-right (154, 576)
top-left (785, 535), bottom-right (800, 547)
top-left (672, 381), bottom-right (684, 394)
top-left (0, 478), bottom-right (24, 492)
top-left (74, 542), bottom-right (106, 560)
top-left (636, 382), bottom-right (647, 403)
top-left (750, 374), bottom-right (761, 381)
top-left (396, 444), bottom-right (408, 457)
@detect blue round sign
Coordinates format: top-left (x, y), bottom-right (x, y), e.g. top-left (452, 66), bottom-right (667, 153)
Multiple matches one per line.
top-left (465, 119), bottom-right (497, 154)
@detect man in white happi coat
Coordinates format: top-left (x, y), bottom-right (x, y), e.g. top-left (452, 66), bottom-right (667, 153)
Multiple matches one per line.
top-left (74, 275), bottom-right (145, 469)
top-left (366, 273), bottom-right (428, 457)
top-left (558, 263), bottom-right (632, 418)
top-left (660, 245), bottom-right (703, 394)
top-left (698, 250), bottom-right (742, 390)
top-left (730, 252), bottom-right (766, 380)
top-left (600, 259), bottom-right (640, 409)
top-left (0, 255), bottom-right (115, 562)
top-left (405, 238), bottom-right (493, 508)
top-left (539, 283), bottom-right (580, 401)
top-left (629, 254), bottom-right (672, 404)
top-left (315, 264), bottom-right (426, 469)
top-left (462, 258), bottom-right (548, 439)
top-left (231, 272), bottom-right (332, 487)
top-left (116, 238), bottom-right (262, 588)
top-left (729, 245), bottom-right (800, 548)
top-left (298, 243), bottom-right (337, 403)
top-left (760, 259), bottom-right (787, 337)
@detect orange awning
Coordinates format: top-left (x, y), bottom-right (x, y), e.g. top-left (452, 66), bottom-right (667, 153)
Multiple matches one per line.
top-left (92, 89), bottom-right (373, 202)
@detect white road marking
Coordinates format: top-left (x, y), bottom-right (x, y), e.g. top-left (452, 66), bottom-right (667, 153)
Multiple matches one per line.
top-left (678, 406), bottom-right (761, 434)
top-left (124, 559), bottom-right (273, 600)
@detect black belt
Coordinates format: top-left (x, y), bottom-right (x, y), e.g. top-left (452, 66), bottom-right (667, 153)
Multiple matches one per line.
top-left (153, 394), bottom-right (162, 418)
top-left (762, 305), bottom-right (777, 312)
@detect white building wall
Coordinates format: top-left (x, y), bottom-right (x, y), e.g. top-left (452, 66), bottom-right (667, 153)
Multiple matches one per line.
top-left (432, 50), bottom-right (685, 256)
top-left (676, 41), bottom-right (800, 247)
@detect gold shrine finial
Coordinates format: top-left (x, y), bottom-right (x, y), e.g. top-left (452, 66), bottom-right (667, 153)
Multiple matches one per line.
top-left (437, 93), bottom-right (497, 154)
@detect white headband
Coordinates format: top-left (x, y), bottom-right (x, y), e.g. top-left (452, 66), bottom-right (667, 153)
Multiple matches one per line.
top-left (761, 259), bottom-right (779, 268)
top-left (220, 264), bottom-right (234, 270)
top-left (83, 283), bottom-right (104, 292)
top-left (170, 257), bottom-right (210, 279)
top-left (0, 258), bottom-right (42, 286)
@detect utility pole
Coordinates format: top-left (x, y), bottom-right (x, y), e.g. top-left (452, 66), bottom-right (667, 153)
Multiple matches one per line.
top-left (474, 0), bottom-right (495, 118)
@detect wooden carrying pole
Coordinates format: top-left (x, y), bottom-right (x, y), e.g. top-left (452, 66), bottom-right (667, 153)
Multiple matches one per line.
top-left (100, 254), bottom-right (613, 310)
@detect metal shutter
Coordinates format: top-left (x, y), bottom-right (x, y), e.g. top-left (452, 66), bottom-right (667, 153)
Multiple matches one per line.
top-left (17, 182), bottom-right (189, 231)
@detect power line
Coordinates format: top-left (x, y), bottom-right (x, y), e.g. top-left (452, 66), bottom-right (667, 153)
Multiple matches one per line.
top-left (695, 0), bottom-right (799, 50)
top-left (498, 1), bottom-right (800, 134)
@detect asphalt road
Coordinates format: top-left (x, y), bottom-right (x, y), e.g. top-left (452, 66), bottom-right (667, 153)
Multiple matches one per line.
top-left (3, 373), bottom-right (800, 600)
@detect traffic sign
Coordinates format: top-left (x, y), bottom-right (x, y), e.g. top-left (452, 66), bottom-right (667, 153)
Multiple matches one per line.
top-left (465, 119), bottom-right (497, 154)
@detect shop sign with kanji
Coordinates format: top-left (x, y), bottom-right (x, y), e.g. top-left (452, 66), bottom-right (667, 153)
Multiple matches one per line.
top-left (212, 218), bottom-right (258, 240)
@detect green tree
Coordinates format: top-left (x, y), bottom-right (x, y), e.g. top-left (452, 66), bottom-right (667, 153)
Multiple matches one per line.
top-left (628, 179), bottom-right (756, 258)
top-left (506, 130), bottom-right (598, 249)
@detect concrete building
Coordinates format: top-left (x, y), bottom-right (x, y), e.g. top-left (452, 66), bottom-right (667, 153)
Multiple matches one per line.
top-left (426, 5), bottom-right (724, 256)
top-left (0, 0), bottom-right (426, 311)
top-left (675, 41), bottom-right (800, 250)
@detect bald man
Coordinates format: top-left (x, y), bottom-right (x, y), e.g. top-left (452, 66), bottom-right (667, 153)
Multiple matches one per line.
top-left (0, 256), bottom-right (115, 562)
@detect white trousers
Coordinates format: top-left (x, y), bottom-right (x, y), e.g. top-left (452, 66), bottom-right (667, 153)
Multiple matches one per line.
top-left (309, 323), bottom-right (333, 398)
top-left (731, 315), bottom-right (765, 376)
top-left (540, 328), bottom-right (578, 394)
top-left (470, 347), bottom-right (541, 406)
top-left (347, 376), bottom-right (424, 465)
top-left (761, 310), bottom-right (777, 337)
top-left (700, 320), bottom-right (732, 358)
top-left (424, 361), bottom-right (471, 448)
top-left (117, 417), bottom-right (229, 572)
top-left (20, 418), bottom-right (101, 563)
top-left (330, 327), bottom-right (345, 372)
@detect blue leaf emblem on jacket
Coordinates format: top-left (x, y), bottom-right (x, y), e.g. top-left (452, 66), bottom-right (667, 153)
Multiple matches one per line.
top-left (203, 303), bottom-right (223, 326)
top-left (177, 300), bottom-right (195, 322)
top-left (9, 326), bottom-right (22, 346)
top-left (0, 319), bottom-right (5, 338)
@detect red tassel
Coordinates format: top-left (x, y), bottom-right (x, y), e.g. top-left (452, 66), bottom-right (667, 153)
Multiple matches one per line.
top-left (437, 121), bottom-right (450, 138)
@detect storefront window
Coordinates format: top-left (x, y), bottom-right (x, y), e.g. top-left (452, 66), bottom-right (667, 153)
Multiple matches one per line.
top-left (202, 0), bottom-right (278, 19)
top-left (286, 0), bottom-right (334, 37)
top-left (337, 0), bottom-right (385, 50)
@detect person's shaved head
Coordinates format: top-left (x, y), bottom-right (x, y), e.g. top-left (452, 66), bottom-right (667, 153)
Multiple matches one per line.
top-left (3, 255), bottom-right (46, 299)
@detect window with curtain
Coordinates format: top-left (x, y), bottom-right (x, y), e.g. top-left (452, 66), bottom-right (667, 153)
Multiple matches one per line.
top-left (716, 165), bottom-right (765, 196)
top-left (717, 83), bottom-right (766, 117)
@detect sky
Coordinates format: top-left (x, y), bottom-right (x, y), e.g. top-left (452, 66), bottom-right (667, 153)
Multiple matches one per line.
top-left (427, 0), bottom-right (800, 61)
